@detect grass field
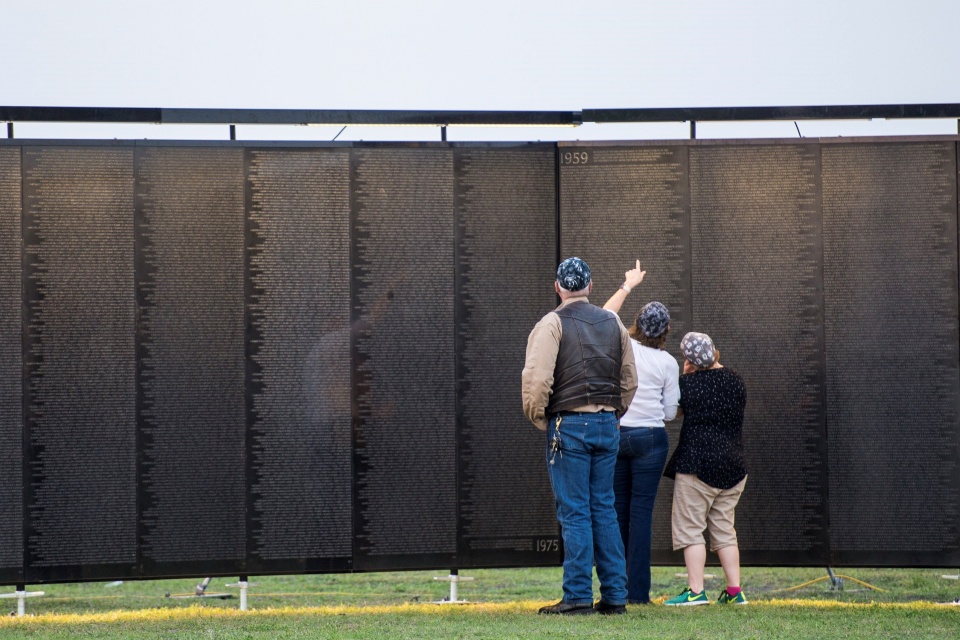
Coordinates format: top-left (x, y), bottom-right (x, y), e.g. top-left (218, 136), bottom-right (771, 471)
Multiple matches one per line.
top-left (1, 566), bottom-right (958, 638)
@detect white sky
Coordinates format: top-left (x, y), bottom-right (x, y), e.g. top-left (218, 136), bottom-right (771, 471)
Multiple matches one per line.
top-left (2, 0), bottom-right (959, 141)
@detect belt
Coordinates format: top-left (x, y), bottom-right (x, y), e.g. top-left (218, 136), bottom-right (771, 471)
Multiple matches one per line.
top-left (554, 409), bottom-right (615, 417)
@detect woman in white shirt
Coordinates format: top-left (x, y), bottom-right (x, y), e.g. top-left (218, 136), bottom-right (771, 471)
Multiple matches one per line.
top-left (603, 261), bottom-right (680, 604)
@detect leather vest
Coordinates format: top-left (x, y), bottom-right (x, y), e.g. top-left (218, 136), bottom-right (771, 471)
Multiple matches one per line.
top-left (547, 301), bottom-right (623, 415)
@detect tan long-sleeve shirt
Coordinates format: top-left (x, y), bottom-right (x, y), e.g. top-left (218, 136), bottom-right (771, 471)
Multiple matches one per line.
top-left (521, 297), bottom-right (638, 430)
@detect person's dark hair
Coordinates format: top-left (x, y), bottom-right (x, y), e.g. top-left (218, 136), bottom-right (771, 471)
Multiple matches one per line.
top-left (629, 324), bottom-right (669, 349)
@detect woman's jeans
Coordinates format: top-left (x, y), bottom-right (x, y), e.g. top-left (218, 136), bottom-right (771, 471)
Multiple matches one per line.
top-left (547, 412), bottom-right (628, 605)
top-left (614, 426), bottom-right (669, 604)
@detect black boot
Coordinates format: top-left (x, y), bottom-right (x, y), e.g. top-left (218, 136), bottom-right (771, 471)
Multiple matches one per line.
top-left (594, 601), bottom-right (627, 615)
top-left (538, 600), bottom-right (596, 615)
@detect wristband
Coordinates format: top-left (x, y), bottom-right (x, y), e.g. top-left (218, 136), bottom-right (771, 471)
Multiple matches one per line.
top-left (620, 284), bottom-right (631, 293)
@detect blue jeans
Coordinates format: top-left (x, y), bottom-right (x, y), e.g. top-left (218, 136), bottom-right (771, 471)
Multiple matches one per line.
top-left (613, 426), bottom-right (669, 603)
top-left (546, 412), bottom-right (627, 605)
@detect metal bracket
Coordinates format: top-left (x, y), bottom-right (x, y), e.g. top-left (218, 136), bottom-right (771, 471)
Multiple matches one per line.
top-left (433, 569), bottom-right (473, 604)
top-left (0, 585), bottom-right (45, 616)
top-left (225, 576), bottom-right (257, 611)
top-left (165, 577), bottom-right (232, 600)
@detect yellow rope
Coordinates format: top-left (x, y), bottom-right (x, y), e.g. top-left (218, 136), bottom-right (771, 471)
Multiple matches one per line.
top-left (782, 575), bottom-right (833, 591)
top-left (782, 574), bottom-right (886, 593)
top-left (834, 575), bottom-right (887, 592)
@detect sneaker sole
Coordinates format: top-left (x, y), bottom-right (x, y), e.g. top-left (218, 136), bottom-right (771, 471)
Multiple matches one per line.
top-left (665, 600), bottom-right (710, 606)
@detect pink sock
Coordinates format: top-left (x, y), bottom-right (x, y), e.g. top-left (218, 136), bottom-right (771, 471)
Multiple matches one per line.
top-left (726, 586), bottom-right (741, 596)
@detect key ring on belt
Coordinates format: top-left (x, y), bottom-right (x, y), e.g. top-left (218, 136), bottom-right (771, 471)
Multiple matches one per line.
top-left (549, 415), bottom-right (563, 465)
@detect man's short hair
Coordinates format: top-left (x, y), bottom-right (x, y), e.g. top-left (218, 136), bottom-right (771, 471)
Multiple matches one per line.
top-left (556, 257), bottom-right (591, 292)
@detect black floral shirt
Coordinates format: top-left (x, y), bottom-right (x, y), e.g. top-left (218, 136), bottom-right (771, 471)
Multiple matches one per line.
top-left (664, 367), bottom-right (747, 490)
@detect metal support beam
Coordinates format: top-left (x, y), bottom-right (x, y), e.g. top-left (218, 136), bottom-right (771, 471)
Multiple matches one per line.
top-left (0, 104), bottom-right (958, 135)
top-left (0, 106), bottom-right (582, 127)
top-left (229, 124), bottom-right (236, 140)
top-left (690, 121), bottom-right (696, 139)
top-left (3, 103), bottom-right (958, 128)
top-left (585, 103), bottom-right (960, 123)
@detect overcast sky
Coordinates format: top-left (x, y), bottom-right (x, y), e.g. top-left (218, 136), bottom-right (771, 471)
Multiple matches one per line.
top-left (2, 0), bottom-right (959, 141)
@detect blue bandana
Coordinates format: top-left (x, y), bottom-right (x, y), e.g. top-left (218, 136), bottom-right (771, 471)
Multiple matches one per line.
top-left (638, 301), bottom-right (670, 338)
top-left (556, 257), bottom-right (591, 292)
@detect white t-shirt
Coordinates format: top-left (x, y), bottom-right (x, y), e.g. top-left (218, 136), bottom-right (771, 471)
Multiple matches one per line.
top-left (619, 340), bottom-right (680, 427)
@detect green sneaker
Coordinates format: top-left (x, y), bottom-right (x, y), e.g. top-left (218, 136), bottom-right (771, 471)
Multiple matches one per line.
top-left (664, 587), bottom-right (710, 606)
top-left (716, 589), bottom-right (748, 604)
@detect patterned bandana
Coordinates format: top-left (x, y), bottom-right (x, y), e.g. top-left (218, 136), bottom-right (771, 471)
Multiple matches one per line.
top-left (638, 301), bottom-right (670, 338)
top-left (556, 257), bottom-right (591, 292)
top-left (680, 332), bottom-right (716, 368)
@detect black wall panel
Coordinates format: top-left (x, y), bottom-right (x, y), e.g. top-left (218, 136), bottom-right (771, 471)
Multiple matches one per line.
top-left (245, 148), bottom-right (353, 574)
top-left (0, 148), bottom-right (22, 584)
top-left (135, 147), bottom-right (247, 577)
top-left (557, 143), bottom-right (691, 563)
top-left (822, 141), bottom-right (960, 566)
top-left (454, 145), bottom-right (561, 567)
top-left (350, 147), bottom-right (458, 570)
top-left (23, 147), bottom-right (137, 582)
top-left (688, 143), bottom-right (828, 565)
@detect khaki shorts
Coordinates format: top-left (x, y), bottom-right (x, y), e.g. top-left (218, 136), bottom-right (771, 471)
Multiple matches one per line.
top-left (671, 473), bottom-right (747, 552)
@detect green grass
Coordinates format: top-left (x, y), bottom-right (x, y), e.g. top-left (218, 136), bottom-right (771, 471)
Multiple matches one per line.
top-left (2, 567), bottom-right (959, 638)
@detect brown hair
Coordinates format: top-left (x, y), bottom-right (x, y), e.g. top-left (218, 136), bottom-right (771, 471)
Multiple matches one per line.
top-left (629, 324), bottom-right (668, 349)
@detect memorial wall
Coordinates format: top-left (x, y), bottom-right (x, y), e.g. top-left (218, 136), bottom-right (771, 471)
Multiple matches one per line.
top-left (0, 137), bottom-right (957, 584)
